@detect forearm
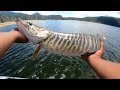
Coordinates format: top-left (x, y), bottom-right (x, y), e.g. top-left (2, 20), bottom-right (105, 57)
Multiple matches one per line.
top-left (88, 57), bottom-right (120, 79)
top-left (0, 31), bottom-right (18, 58)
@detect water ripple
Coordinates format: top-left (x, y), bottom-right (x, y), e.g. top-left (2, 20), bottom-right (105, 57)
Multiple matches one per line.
top-left (0, 21), bottom-right (120, 79)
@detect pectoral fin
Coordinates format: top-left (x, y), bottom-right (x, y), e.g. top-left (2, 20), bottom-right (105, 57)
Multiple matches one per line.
top-left (32, 44), bottom-right (42, 60)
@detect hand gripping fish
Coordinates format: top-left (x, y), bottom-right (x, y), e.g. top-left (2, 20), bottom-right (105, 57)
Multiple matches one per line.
top-left (15, 18), bottom-right (104, 60)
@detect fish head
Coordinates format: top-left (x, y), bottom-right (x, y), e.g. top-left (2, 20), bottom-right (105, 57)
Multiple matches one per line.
top-left (15, 18), bottom-right (51, 45)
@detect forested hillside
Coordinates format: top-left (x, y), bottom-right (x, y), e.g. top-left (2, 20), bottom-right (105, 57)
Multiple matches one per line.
top-left (0, 11), bottom-right (120, 28)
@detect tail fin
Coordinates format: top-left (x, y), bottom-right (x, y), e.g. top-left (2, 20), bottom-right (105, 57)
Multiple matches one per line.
top-left (96, 34), bottom-right (106, 42)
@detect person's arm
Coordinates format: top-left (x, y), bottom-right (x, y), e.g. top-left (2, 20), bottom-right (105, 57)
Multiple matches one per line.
top-left (82, 42), bottom-right (120, 79)
top-left (0, 28), bottom-right (28, 58)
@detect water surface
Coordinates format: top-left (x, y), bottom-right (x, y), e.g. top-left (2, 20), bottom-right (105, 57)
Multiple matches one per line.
top-left (0, 20), bottom-right (120, 79)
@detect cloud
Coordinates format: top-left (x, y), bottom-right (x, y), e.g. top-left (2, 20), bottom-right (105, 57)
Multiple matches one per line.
top-left (69, 11), bottom-right (120, 18)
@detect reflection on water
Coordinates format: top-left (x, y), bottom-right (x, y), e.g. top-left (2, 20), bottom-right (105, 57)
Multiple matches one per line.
top-left (0, 20), bottom-right (120, 79)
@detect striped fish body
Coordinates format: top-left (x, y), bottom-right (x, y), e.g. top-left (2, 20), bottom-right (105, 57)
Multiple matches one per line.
top-left (15, 18), bottom-right (103, 59)
top-left (42, 32), bottom-right (102, 56)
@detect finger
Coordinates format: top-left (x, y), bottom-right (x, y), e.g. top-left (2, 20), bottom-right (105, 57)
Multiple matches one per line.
top-left (12, 28), bottom-right (19, 31)
top-left (100, 42), bottom-right (104, 52)
top-left (15, 29), bottom-right (28, 43)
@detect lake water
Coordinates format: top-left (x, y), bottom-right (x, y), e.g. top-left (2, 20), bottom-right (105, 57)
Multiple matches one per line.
top-left (0, 20), bottom-right (120, 79)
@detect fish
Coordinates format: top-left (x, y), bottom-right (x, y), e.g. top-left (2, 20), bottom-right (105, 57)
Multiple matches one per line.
top-left (15, 18), bottom-right (104, 60)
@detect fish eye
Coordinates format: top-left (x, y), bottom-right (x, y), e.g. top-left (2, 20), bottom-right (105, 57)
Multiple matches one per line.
top-left (27, 22), bottom-right (32, 25)
top-left (29, 22), bottom-right (32, 25)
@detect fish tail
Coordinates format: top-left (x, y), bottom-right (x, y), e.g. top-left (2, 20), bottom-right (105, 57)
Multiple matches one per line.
top-left (96, 33), bottom-right (106, 42)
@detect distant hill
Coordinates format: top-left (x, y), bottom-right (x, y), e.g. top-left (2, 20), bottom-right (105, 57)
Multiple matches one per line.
top-left (64, 16), bottom-right (120, 27)
top-left (0, 11), bottom-right (28, 16)
top-left (0, 11), bottom-right (120, 28)
top-left (0, 11), bottom-right (63, 22)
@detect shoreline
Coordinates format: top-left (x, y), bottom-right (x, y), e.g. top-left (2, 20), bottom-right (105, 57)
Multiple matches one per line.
top-left (0, 22), bottom-right (15, 27)
top-left (0, 20), bottom-right (37, 28)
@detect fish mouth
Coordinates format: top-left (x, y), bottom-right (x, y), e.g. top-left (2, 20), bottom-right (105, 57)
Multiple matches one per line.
top-left (15, 18), bottom-right (29, 30)
top-left (15, 18), bottom-right (40, 45)
top-left (15, 18), bottom-right (31, 36)
top-left (16, 18), bottom-right (25, 25)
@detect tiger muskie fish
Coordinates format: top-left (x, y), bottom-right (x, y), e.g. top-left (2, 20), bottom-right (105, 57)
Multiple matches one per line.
top-left (15, 18), bottom-right (104, 60)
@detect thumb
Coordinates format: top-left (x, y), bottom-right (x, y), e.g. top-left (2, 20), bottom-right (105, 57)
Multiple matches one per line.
top-left (95, 42), bottom-right (104, 56)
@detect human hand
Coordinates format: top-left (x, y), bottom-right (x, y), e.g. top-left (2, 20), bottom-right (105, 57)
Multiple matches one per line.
top-left (10, 28), bottom-right (28, 43)
top-left (81, 42), bottom-right (104, 61)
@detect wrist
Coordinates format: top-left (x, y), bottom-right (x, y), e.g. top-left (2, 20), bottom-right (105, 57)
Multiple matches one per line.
top-left (88, 56), bottom-right (102, 63)
top-left (9, 30), bottom-right (19, 42)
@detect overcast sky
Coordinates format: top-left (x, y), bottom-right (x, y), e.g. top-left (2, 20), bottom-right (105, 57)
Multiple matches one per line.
top-left (13, 11), bottom-right (120, 18)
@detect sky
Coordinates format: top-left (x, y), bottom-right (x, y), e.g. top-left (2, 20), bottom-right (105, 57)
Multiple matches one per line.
top-left (13, 11), bottom-right (120, 18)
